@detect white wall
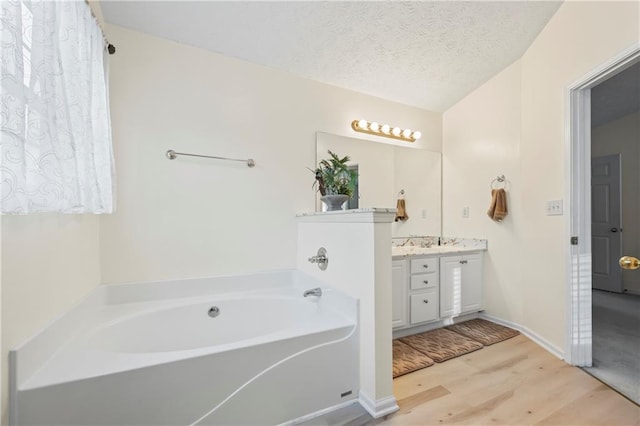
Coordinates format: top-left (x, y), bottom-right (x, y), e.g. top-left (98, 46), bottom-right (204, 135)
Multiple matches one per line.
top-left (592, 111), bottom-right (640, 295)
top-left (296, 211), bottom-right (397, 417)
top-left (100, 25), bottom-right (441, 285)
top-left (443, 1), bottom-right (639, 352)
top-left (519, 0), bottom-right (638, 349)
top-left (1, 215), bottom-right (100, 424)
top-left (0, 220), bottom-right (2, 425)
top-left (443, 60), bottom-right (524, 325)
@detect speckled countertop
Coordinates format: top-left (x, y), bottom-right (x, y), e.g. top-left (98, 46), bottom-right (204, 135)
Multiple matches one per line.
top-left (392, 237), bottom-right (487, 259)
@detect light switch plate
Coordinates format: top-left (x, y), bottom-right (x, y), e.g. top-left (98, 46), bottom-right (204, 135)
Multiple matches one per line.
top-left (546, 200), bottom-right (563, 216)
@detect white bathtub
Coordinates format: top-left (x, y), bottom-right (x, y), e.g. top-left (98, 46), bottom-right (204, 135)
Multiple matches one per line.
top-left (10, 270), bottom-right (359, 425)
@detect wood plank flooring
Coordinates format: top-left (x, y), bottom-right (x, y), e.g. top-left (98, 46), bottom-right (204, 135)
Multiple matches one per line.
top-left (380, 335), bottom-right (640, 425)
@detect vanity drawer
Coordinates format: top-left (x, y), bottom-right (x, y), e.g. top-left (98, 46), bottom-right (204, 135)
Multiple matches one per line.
top-left (410, 291), bottom-right (438, 324)
top-left (410, 273), bottom-right (438, 290)
top-left (410, 257), bottom-right (438, 274)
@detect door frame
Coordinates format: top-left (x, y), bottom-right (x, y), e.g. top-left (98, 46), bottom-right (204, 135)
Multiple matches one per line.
top-left (565, 43), bottom-right (640, 366)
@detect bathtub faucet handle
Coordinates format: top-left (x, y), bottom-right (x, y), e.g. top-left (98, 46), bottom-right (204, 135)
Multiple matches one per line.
top-left (303, 287), bottom-right (322, 298)
top-left (308, 247), bottom-right (328, 271)
top-left (308, 254), bottom-right (327, 263)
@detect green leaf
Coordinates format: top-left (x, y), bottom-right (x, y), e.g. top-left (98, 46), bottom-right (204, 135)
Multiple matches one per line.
top-left (311, 150), bottom-right (358, 197)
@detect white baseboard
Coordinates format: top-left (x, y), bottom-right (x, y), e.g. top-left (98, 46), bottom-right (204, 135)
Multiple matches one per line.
top-left (479, 313), bottom-right (564, 360)
top-left (359, 391), bottom-right (399, 419)
top-left (284, 399), bottom-right (358, 425)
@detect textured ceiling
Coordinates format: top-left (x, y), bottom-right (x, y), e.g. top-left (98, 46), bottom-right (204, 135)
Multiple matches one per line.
top-left (592, 61), bottom-right (640, 127)
top-left (102, 1), bottom-right (562, 112)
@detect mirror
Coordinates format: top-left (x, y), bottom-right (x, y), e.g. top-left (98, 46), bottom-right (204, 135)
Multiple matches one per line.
top-left (316, 132), bottom-right (442, 237)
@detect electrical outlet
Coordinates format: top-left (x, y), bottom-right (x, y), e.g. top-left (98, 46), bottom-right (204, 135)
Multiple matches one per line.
top-left (462, 206), bottom-right (469, 218)
top-left (546, 200), bottom-right (563, 216)
top-left (421, 209), bottom-right (427, 219)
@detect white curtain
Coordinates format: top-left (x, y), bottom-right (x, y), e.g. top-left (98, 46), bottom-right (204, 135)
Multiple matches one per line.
top-left (0, 0), bottom-right (114, 214)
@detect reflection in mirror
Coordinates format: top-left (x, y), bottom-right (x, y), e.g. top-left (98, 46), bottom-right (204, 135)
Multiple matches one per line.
top-left (316, 132), bottom-right (442, 237)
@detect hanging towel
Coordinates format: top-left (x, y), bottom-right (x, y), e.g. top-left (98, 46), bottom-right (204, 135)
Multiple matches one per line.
top-left (487, 189), bottom-right (508, 222)
top-left (395, 199), bottom-right (409, 222)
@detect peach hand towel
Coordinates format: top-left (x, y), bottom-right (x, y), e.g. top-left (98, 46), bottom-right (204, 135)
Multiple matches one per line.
top-left (487, 189), bottom-right (508, 222)
top-left (395, 199), bottom-right (408, 222)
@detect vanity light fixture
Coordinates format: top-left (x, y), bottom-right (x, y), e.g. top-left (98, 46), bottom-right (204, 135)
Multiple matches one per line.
top-left (351, 119), bottom-right (421, 142)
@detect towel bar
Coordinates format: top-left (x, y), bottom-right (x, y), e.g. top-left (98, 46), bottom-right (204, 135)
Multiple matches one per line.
top-left (166, 150), bottom-right (255, 168)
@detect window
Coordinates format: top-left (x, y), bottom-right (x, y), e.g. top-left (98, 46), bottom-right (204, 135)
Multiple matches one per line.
top-left (0, 0), bottom-right (114, 214)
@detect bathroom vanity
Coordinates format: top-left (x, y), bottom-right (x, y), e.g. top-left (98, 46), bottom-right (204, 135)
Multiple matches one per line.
top-left (391, 240), bottom-right (487, 333)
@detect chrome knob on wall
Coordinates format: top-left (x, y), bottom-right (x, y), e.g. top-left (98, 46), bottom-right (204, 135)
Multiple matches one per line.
top-left (308, 247), bottom-right (328, 271)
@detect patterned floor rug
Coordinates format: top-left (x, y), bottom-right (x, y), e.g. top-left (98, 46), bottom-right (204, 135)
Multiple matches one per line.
top-left (393, 340), bottom-right (435, 378)
top-left (399, 328), bottom-right (484, 363)
top-left (446, 318), bottom-right (520, 346)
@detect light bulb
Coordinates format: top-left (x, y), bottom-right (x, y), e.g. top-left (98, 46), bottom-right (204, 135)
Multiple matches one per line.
top-left (402, 128), bottom-right (412, 138)
top-left (392, 127), bottom-right (401, 137)
top-left (357, 119), bottom-right (368, 130)
top-left (412, 131), bottom-right (422, 140)
top-left (381, 124), bottom-right (390, 134)
top-left (370, 122), bottom-right (379, 132)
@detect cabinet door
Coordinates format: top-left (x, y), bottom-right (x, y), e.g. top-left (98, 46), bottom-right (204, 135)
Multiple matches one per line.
top-left (439, 256), bottom-right (462, 317)
top-left (410, 291), bottom-right (438, 324)
top-left (461, 253), bottom-right (483, 313)
top-left (392, 260), bottom-right (408, 329)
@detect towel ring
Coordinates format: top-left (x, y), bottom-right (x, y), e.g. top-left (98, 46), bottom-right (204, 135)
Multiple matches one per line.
top-left (398, 189), bottom-right (405, 199)
top-left (490, 175), bottom-right (506, 189)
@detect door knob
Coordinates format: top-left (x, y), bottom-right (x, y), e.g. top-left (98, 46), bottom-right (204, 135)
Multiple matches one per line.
top-left (610, 227), bottom-right (619, 233)
top-left (619, 256), bottom-right (640, 270)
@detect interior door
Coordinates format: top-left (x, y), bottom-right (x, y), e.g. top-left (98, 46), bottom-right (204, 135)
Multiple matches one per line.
top-left (592, 154), bottom-right (623, 293)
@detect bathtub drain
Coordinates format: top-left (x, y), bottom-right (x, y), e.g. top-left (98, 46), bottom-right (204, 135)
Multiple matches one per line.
top-left (208, 306), bottom-right (220, 318)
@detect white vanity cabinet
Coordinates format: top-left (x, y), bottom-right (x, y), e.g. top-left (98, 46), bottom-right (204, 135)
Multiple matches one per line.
top-left (391, 260), bottom-right (408, 329)
top-left (440, 252), bottom-right (483, 317)
top-left (391, 249), bottom-right (484, 331)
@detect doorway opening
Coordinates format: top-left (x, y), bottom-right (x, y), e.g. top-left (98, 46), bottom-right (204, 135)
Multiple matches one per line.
top-left (567, 44), bottom-right (640, 404)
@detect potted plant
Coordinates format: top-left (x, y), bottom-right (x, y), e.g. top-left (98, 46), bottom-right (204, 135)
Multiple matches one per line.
top-left (312, 150), bottom-right (358, 211)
